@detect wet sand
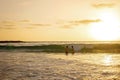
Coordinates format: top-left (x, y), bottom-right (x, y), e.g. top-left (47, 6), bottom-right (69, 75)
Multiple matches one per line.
top-left (0, 52), bottom-right (120, 80)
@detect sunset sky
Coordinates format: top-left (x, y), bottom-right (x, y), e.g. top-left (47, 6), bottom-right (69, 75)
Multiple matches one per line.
top-left (0, 0), bottom-right (120, 41)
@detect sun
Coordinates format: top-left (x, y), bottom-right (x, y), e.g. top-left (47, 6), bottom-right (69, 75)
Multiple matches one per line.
top-left (89, 9), bottom-right (120, 41)
top-left (90, 25), bottom-right (120, 41)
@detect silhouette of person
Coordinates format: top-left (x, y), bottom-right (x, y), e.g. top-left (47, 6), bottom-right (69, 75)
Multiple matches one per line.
top-left (71, 46), bottom-right (75, 55)
top-left (65, 46), bottom-right (69, 56)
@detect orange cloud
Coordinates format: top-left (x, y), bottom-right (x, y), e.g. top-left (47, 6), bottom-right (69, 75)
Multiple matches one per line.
top-left (61, 25), bottom-right (73, 29)
top-left (3, 27), bottom-right (16, 29)
top-left (1, 21), bottom-right (16, 25)
top-left (30, 23), bottom-right (51, 26)
top-left (25, 27), bottom-right (36, 29)
top-left (70, 19), bottom-right (101, 24)
top-left (92, 3), bottom-right (115, 8)
top-left (0, 21), bottom-right (16, 29)
top-left (0, 20), bottom-right (52, 30)
top-left (19, 20), bottom-right (30, 23)
top-left (61, 19), bottom-right (101, 29)
top-left (4, 24), bottom-right (15, 27)
top-left (0, 26), bottom-right (16, 29)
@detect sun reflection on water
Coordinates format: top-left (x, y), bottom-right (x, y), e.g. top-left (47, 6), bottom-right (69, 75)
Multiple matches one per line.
top-left (103, 55), bottom-right (113, 66)
top-left (49, 53), bottom-right (120, 66)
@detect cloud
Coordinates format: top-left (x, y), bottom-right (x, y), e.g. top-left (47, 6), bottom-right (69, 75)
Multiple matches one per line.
top-left (30, 23), bottom-right (51, 27)
top-left (3, 27), bottom-right (16, 29)
top-left (4, 24), bottom-right (15, 27)
top-left (1, 20), bottom-right (30, 26)
top-left (19, 20), bottom-right (30, 23)
top-left (61, 19), bottom-right (101, 29)
top-left (0, 26), bottom-right (16, 30)
top-left (61, 25), bottom-right (73, 29)
top-left (1, 21), bottom-right (16, 25)
top-left (61, 23), bottom-right (80, 29)
top-left (0, 21), bottom-right (16, 29)
top-left (0, 20), bottom-right (53, 30)
top-left (92, 3), bottom-right (115, 8)
top-left (70, 19), bottom-right (101, 24)
top-left (25, 27), bottom-right (34, 29)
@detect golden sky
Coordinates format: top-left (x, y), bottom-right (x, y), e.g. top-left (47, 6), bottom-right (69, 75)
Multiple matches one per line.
top-left (0, 0), bottom-right (120, 41)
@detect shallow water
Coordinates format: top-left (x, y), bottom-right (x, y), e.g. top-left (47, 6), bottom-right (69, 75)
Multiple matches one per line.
top-left (0, 52), bottom-right (120, 80)
top-left (49, 53), bottom-right (120, 66)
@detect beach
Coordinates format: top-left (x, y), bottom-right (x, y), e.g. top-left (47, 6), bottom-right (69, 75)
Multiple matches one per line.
top-left (0, 52), bottom-right (120, 80)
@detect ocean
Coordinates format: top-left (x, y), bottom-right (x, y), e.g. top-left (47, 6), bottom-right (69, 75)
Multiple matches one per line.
top-left (0, 41), bottom-right (120, 46)
top-left (0, 41), bottom-right (120, 80)
top-left (0, 41), bottom-right (120, 53)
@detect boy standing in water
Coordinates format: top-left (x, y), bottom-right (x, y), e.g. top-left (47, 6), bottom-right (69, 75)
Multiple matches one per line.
top-left (71, 46), bottom-right (75, 55)
top-left (65, 46), bottom-right (69, 55)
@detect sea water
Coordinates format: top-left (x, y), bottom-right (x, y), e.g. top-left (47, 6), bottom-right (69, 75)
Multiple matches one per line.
top-left (0, 41), bottom-right (120, 79)
top-left (0, 41), bottom-right (120, 46)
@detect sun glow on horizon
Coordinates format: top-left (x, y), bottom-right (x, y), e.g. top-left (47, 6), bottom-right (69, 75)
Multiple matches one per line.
top-left (89, 9), bottom-right (120, 41)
